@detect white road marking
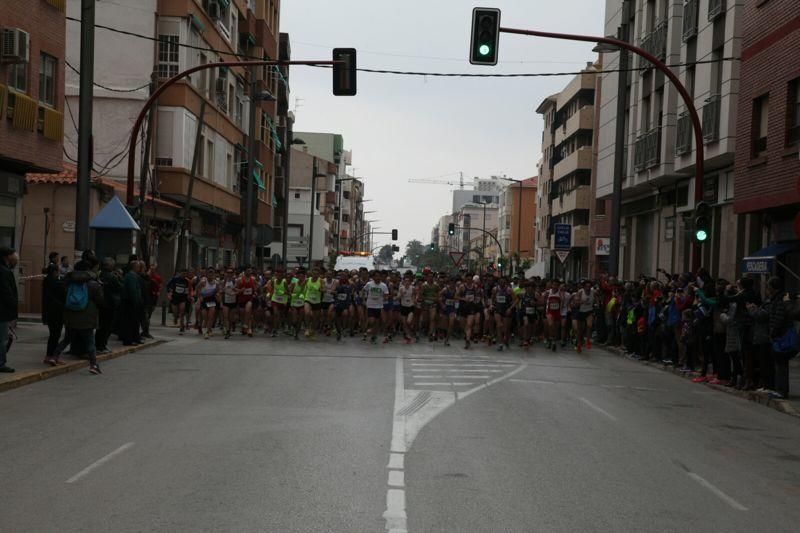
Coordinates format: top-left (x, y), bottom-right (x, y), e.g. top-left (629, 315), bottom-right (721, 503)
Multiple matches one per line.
top-left (66, 442), bottom-right (135, 483)
top-left (387, 453), bottom-right (404, 470)
top-left (412, 368), bottom-right (504, 373)
top-left (414, 382), bottom-right (474, 387)
top-left (388, 470), bottom-right (405, 487)
top-left (457, 365), bottom-right (527, 400)
top-left (510, 378), bottom-right (556, 385)
top-left (578, 397), bottom-right (618, 421)
top-left (411, 363), bottom-right (515, 367)
top-left (687, 472), bottom-right (748, 511)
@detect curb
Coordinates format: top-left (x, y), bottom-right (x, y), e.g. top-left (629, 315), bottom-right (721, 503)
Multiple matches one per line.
top-left (600, 344), bottom-right (800, 419)
top-left (0, 340), bottom-right (166, 394)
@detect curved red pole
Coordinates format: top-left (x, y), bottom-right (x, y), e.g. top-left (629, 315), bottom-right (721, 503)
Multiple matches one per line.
top-left (500, 26), bottom-right (705, 272)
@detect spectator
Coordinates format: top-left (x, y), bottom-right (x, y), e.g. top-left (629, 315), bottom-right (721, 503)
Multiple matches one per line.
top-left (145, 263), bottom-right (162, 338)
top-left (0, 246), bottom-right (19, 373)
top-left (96, 257), bottom-right (122, 354)
top-left (120, 261), bottom-right (144, 346)
top-left (54, 260), bottom-right (104, 374)
top-left (721, 286), bottom-right (744, 389)
top-left (59, 255), bottom-right (71, 276)
top-left (42, 264), bottom-right (66, 366)
top-left (138, 261), bottom-right (154, 339)
top-left (767, 276), bottom-right (795, 399)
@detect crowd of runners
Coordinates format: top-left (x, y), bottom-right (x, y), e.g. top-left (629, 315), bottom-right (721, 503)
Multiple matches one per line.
top-left (166, 266), bottom-right (593, 352)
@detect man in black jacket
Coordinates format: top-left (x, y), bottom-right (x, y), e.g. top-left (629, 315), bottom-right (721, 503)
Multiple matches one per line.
top-left (96, 258), bottom-right (122, 354)
top-left (0, 246), bottom-right (19, 373)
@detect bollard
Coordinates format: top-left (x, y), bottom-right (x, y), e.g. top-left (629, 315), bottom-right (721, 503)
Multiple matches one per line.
top-left (161, 300), bottom-right (167, 326)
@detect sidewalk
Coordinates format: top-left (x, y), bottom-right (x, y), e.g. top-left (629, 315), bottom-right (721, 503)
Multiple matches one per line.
top-left (1, 322), bottom-right (163, 392)
top-left (600, 343), bottom-right (800, 418)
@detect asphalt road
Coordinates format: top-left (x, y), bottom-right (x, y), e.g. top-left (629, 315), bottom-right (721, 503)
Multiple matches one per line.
top-left (2, 327), bottom-right (799, 533)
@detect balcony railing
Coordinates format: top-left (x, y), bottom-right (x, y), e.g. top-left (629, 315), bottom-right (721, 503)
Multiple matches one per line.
top-left (708, 0), bottom-right (725, 21)
top-left (702, 95), bottom-right (721, 144)
top-left (682, 0), bottom-right (698, 41)
top-left (675, 112), bottom-right (692, 155)
top-left (634, 128), bottom-right (661, 172)
top-left (639, 21), bottom-right (668, 70)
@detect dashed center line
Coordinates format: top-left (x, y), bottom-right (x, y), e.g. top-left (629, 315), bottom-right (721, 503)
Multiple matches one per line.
top-left (66, 442), bottom-right (135, 483)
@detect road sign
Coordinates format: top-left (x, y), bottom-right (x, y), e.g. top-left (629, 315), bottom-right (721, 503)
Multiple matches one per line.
top-left (449, 251), bottom-right (465, 267)
top-left (555, 250), bottom-right (570, 264)
top-left (554, 224), bottom-right (572, 250)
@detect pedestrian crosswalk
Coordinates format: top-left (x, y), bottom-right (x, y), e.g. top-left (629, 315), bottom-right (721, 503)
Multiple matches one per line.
top-left (405, 354), bottom-right (521, 391)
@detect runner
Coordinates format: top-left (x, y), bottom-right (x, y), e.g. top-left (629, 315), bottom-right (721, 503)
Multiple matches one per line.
top-left (492, 276), bottom-right (516, 351)
top-left (572, 279), bottom-right (595, 353)
top-left (236, 267), bottom-right (257, 336)
top-left (398, 272), bottom-right (416, 343)
top-left (221, 268), bottom-right (238, 339)
top-left (520, 281), bottom-right (538, 347)
top-left (321, 270), bottom-right (337, 335)
top-left (197, 268), bottom-right (220, 339)
top-left (288, 269), bottom-right (307, 340)
top-left (166, 267), bottom-right (192, 334)
top-left (419, 268), bottom-right (440, 342)
top-left (545, 280), bottom-right (564, 351)
top-left (334, 271), bottom-right (353, 341)
top-left (439, 276), bottom-right (459, 347)
top-left (457, 273), bottom-right (481, 349)
top-left (304, 268), bottom-right (323, 339)
top-left (364, 270), bottom-right (389, 344)
top-left (267, 269), bottom-right (289, 337)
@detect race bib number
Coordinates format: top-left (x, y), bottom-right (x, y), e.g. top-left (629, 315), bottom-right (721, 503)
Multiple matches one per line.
top-left (175, 286), bottom-right (186, 294)
top-left (549, 302), bottom-right (560, 310)
top-left (465, 294), bottom-right (474, 302)
top-left (526, 307), bottom-right (535, 315)
top-left (337, 293), bottom-right (349, 301)
top-left (274, 294), bottom-right (287, 304)
top-left (496, 295), bottom-right (507, 304)
top-left (323, 293), bottom-right (335, 303)
top-left (292, 298), bottom-right (304, 307)
top-left (243, 288), bottom-right (253, 296)
top-left (224, 294), bottom-right (236, 304)
top-left (205, 301), bottom-right (216, 308)
top-left (445, 299), bottom-right (455, 306)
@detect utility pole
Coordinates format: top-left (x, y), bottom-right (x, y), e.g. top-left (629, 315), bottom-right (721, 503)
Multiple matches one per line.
top-left (281, 122), bottom-right (293, 269)
top-left (307, 157), bottom-right (317, 268)
top-left (75, 0), bottom-right (95, 257)
top-left (243, 66), bottom-right (258, 267)
top-left (138, 69), bottom-right (158, 264)
top-left (175, 99), bottom-right (207, 271)
top-left (609, 2), bottom-right (630, 277)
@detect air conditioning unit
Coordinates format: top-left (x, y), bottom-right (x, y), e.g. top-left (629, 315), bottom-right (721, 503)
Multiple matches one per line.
top-left (207, 1), bottom-right (222, 21)
top-left (1, 28), bottom-right (30, 64)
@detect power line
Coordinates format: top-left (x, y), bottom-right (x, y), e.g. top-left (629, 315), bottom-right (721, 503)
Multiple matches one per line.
top-left (66, 16), bottom-right (740, 79)
top-left (65, 60), bottom-right (151, 93)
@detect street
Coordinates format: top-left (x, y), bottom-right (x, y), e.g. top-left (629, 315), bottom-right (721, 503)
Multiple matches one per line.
top-left (2, 326), bottom-right (800, 532)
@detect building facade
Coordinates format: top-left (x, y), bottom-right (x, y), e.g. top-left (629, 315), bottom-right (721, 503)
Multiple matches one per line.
top-left (497, 177), bottom-right (538, 268)
top-left (63, 0), bottom-right (283, 272)
top-left (732, 0), bottom-right (800, 291)
top-left (596, 0), bottom-right (742, 280)
top-left (537, 63), bottom-right (598, 280)
top-left (1, 0), bottom-right (66, 253)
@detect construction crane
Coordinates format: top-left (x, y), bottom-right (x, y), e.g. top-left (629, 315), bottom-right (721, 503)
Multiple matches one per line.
top-left (408, 171), bottom-right (465, 189)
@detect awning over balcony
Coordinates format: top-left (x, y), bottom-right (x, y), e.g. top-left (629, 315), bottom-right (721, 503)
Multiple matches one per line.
top-left (741, 243), bottom-right (797, 275)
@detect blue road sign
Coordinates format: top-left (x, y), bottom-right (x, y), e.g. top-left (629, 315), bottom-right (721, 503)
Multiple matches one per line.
top-left (554, 223), bottom-right (572, 251)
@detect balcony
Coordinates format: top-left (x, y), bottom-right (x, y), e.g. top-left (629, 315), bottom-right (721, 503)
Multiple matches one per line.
top-left (639, 21), bottom-right (668, 70)
top-left (675, 112), bottom-right (692, 155)
top-left (634, 128), bottom-right (661, 172)
top-left (702, 95), bottom-right (720, 144)
top-left (682, 0), bottom-right (698, 41)
top-left (553, 146), bottom-right (592, 181)
top-left (551, 185), bottom-right (591, 217)
top-left (159, 169), bottom-right (241, 215)
top-left (554, 105), bottom-right (594, 146)
top-left (708, 0), bottom-right (725, 21)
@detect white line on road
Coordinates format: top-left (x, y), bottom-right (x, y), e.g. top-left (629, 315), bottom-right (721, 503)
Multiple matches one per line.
top-left (687, 472), bottom-right (748, 511)
top-left (387, 453), bottom-right (404, 470)
top-left (66, 442), bottom-right (135, 483)
top-left (412, 368), bottom-right (503, 373)
top-left (578, 397), bottom-right (618, 421)
top-left (388, 470), bottom-right (405, 487)
top-left (510, 378), bottom-right (556, 385)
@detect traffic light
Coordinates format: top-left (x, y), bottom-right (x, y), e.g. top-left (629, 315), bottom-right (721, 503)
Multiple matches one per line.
top-left (391, 245), bottom-right (400, 252)
top-left (391, 229), bottom-right (398, 241)
top-left (497, 257), bottom-right (504, 271)
top-left (693, 201), bottom-right (711, 243)
top-left (429, 242), bottom-right (436, 251)
top-left (448, 223), bottom-right (456, 236)
top-left (332, 48), bottom-right (357, 96)
top-left (469, 7), bottom-right (501, 66)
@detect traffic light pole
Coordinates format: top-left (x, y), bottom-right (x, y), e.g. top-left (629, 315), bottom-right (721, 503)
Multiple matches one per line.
top-left (453, 224), bottom-right (504, 273)
top-left (498, 26), bottom-right (705, 273)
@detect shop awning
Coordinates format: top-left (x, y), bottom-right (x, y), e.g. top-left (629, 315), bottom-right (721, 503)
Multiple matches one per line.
top-left (90, 196), bottom-right (140, 231)
top-left (741, 242), bottom-right (797, 274)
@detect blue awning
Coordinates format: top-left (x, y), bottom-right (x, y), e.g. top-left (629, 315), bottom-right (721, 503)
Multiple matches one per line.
top-left (90, 196), bottom-right (141, 231)
top-left (741, 242), bottom-right (796, 274)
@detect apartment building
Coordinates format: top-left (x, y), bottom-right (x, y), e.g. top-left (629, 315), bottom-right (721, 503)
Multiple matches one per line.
top-left (733, 0), bottom-right (800, 290)
top-left (497, 177), bottom-right (537, 267)
top-left (596, 0), bottom-right (742, 280)
top-left (1, 0), bottom-right (66, 250)
top-left (536, 63), bottom-right (599, 280)
top-left (63, 0), bottom-right (283, 272)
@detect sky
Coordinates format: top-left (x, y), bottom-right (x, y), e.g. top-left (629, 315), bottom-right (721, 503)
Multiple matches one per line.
top-left (282, 0), bottom-right (606, 253)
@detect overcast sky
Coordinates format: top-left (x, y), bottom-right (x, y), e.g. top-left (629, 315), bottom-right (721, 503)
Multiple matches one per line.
top-left (282, 0), bottom-right (605, 252)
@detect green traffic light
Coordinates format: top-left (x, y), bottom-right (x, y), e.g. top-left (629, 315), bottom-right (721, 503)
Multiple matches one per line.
top-left (479, 44), bottom-right (491, 56)
top-left (695, 229), bottom-right (708, 242)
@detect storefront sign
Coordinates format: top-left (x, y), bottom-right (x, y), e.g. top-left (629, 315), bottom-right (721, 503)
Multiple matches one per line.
top-left (594, 237), bottom-right (610, 256)
top-left (62, 221), bottom-right (75, 233)
top-left (741, 256), bottom-right (774, 275)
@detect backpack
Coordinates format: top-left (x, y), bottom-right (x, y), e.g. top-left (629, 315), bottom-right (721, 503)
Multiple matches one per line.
top-left (65, 282), bottom-right (89, 311)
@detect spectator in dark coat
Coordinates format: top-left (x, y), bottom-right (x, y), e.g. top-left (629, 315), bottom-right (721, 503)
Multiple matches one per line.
top-left (53, 260), bottom-right (104, 374)
top-left (767, 276), bottom-right (794, 399)
top-left (138, 261), bottom-right (154, 339)
top-left (120, 261), bottom-right (144, 346)
top-left (42, 264), bottom-right (67, 365)
top-left (96, 258), bottom-right (122, 353)
top-left (0, 246), bottom-right (19, 373)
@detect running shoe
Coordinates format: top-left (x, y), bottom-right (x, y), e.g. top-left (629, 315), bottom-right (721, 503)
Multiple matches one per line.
top-left (43, 357), bottom-right (56, 366)
top-left (497, 344), bottom-right (504, 352)
top-left (271, 331), bottom-right (278, 338)
top-left (89, 365), bottom-right (102, 375)
top-left (691, 376), bottom-right (708, 383)
top-left (444, 340), bottom-right (450, 347)
top-left (464, 339), bottom-right (471, 349)
top-left (576, 344), bottom-right (582, 354)
top-left (585, 340), bottom-right (592, 349)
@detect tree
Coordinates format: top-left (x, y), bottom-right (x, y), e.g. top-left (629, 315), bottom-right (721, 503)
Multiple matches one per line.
top-left (377, 244), bottom-right (394, 264)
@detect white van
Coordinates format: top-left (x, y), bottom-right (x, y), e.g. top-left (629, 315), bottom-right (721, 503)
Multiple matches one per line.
top-left (334, 253), bottom-right (375, 272)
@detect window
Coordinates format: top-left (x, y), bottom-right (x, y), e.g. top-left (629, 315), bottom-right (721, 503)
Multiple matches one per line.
top-left (473, 195), bottom-right (480, 203)
top-left (260, 111), bottom-right (269, 143)
top-left (157, 35), bottom-right (179, 78)
top-left (664, 217), bottom-right (675, 241)
top-left (710, 47), bottom-right (723, 97)
top-left (234, 79), bottom-right (244, 127)
top-left (7, 62), bottom-right (27, 92)
top-left (788, 78), bottom-right (800, 146)
top-left (294, 192), bottom-right (300, 199)
top-left (226, 152), bottom-right (234, 189)
top-left (215, 68), bottom-right (228, 111)
top-left (752, 94), bottom-right (769, 157)
top-left (205, 138), bottom-right (215, 179)
top-left (595, 199), bottom-right (606, 217)
top-left (38, 53), bottom-right (56, 106)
